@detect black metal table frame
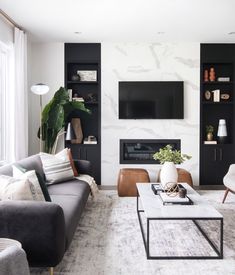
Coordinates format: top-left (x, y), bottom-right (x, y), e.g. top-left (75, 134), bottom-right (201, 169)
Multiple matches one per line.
top-left (137, 194), bottom-right (223, 260)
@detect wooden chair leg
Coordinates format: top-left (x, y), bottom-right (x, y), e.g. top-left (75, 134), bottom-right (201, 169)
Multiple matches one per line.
top-left (222, 188), bottom-right (230, 203)
top-left (49, 267), bottom-right (54, 275)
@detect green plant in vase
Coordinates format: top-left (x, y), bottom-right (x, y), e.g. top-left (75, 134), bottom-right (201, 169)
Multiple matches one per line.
top-left (39, 87), bottom-right (90, 153)
top-left (153, 144), bottom-right (191, 188)
top-left (206, 125), bottom-right (214, 141)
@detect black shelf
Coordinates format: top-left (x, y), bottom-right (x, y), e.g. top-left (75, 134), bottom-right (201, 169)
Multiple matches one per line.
top-left (64, 43), bottom-right (101, 185)
top-left (67, 81), bottom-right (98, 84)
top-left (200, 44), bottom-right (235, 186)
top-left (202, 101), bottom-right (233, 105)
top-left (203, 81), bottom-right (233, 85)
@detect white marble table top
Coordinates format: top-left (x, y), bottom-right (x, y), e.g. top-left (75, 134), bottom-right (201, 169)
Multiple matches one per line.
top-left (136, 183), bottom-right (223, 219)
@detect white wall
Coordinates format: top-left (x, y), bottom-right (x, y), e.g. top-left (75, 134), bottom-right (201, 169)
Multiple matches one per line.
top-left (0, 17), bottom-right (13, 45)
top-left (28, 43), bottom-right (64, 155)
top-left (28, 42), bottom-right (200, 185)
top-left (101, 43), bottom-right (200, 185)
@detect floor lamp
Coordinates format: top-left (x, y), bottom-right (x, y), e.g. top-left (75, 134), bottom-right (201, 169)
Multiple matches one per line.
top-left (30, 83), bottom-right (49, 152)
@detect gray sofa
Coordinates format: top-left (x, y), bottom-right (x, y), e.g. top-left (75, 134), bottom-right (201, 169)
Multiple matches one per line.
top-left (0, 154), bottom-right (91, 267)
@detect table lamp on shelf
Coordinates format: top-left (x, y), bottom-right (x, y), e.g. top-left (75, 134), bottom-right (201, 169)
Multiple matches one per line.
top-left (30, 83), bottom-right (49, 152)
top-left (217, 119), bottom-right (227, 144)
top-left (52, 123), bottom-right (76, 155)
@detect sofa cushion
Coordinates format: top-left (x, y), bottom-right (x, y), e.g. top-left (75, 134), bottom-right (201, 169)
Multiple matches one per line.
top-left (0, 155), bottom-right (45, 179)
top-left (40, 149), bottom-right (74, 184)
top-left (0, 175), bottom-right (40, 201)
top-left (12, 164), bottom-right (51, 202)
top-left (50, 190), bottom-right (90, 248)
top-left (12, 166), bottom-right (45, 201)
top-left (47, 179), bottom-right (90, 196)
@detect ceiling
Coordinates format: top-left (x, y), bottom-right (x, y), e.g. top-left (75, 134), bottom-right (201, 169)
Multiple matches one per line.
top-left (1, 0), bottom-right (235, 43)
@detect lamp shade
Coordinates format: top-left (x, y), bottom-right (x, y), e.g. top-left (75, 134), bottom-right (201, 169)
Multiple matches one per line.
top-left (66, 123), bottom-right (76, 140)
top-left (217, 119), bottom-right (227, 137)
top-left (31, 83), bottom-right (49, 95)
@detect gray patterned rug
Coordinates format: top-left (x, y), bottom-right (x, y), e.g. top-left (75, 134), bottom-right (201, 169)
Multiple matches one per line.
top-left (31, 190), bottom-right (235, 275)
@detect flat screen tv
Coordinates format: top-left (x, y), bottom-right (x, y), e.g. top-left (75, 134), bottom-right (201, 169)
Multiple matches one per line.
top-left (119, 81), bottom-right (184, 119)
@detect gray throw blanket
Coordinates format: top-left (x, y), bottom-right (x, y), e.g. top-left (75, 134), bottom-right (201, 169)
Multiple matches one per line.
top-left (0, 245), bottom-right (30, 275)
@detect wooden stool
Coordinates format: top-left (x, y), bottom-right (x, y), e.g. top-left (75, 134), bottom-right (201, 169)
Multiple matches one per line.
top-left (157, 168), bottom-right (193, 187)
top-left (117, 168), bottom-right (150, 197)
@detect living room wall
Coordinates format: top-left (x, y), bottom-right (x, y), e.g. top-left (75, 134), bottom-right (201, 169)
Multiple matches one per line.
top-left (28, 42), bottom-right (200, 185)
top-left (101, 43), bottom-right (200, 185)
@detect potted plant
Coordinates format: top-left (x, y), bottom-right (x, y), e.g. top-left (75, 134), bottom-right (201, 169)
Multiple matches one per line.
top-left (206, 125), bottom-right (214, 141)
top-left (153, 145), bottom-right (191, 186)
top-left (39, 87), bottom-right (90, 153)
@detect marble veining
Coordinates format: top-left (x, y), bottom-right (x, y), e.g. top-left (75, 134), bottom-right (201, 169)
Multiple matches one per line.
top-left (101, 43), bottom-right (200, 185)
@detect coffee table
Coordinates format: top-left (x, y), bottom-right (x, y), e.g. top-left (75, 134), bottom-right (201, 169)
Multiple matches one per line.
top-left (136, 183), bottom-right (223, 259)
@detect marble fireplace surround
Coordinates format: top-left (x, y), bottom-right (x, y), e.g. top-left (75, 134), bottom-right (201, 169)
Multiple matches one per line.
top-left (101, 43), bottom-right (199, 186)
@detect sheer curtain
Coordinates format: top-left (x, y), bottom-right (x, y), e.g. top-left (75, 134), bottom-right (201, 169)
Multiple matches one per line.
top-left (13, 27), bottom-right (28, 161)
top-left (0, 40), bottom-right (14, 163)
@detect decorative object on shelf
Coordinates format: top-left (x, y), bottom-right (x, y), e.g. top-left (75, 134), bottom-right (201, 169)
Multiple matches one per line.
top-left (212, 89), bottom-right (220, 102)
top-left (40, 87), bottom-right (90, 153)
top-left (204, 140), bottom-right (217, 144)
top-left (68, 89), bottom-right (72, 101)
top-left (52, 123), bottom-right (76, 154)
top-left (217, 77), bottom-right (230, 82)
top-left (71, 118), bottom-right (83, 144)
top-left (31, 83), bottom-right (50, 152)
top-left (71, 74), bottom-right (80, 81)
top-left (153, 145), bottom-right (191, 186)
top-left (204, 90), bottom-right (211, 100)
top-left (83, 135), bottom-right (97, 144)
top-left (221, 93), bottom-right (230, 100)
top-left (86, 93), bottom-right (98, 102)
top-left (204, 69), bottom-right (209, 82)
top-left (73, 96), bottom-right (84, 102)
top-left (209, 67), bottom-right (216, 82)
top-left (77, 70), bottom-right (97, 82)
top-left (217, 119), bottom-right (228, 144)
top-left (206, 125), bottom-right (214, 141)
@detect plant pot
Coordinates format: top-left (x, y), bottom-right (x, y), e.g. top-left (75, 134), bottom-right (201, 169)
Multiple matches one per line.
top-left (207, 132), bottom-right (213, 141)
top-left (160, 161), bottom-right (178, 187)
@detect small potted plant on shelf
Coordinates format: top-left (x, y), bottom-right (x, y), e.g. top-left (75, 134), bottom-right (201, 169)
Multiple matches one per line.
top-left (153, 145), bottom-right (191, 186)
top-left (206, 125), bottom-right (214, 141)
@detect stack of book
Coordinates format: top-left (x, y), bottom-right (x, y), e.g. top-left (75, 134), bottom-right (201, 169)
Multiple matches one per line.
top-left (83, 136), bottom-right (97, 144)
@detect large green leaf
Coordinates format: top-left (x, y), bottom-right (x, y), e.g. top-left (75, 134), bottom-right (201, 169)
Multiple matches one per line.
top-left (38, 87), bottom-right (90, 153)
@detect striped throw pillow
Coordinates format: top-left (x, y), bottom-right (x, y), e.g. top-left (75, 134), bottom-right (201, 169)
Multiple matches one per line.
top-left (40, 148), bottom-right (74, 185)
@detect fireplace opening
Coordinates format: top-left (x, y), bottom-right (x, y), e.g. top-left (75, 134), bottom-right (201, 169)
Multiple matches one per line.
top-left (120, 139), bottom-right (181, 164)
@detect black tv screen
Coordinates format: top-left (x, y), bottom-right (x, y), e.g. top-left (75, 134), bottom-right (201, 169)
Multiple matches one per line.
top-left (119, 81), bottom-right (184, 119)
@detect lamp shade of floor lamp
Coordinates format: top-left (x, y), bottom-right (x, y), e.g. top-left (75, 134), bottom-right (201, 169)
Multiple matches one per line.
top-left (30, 83), bottom-right (49, 152)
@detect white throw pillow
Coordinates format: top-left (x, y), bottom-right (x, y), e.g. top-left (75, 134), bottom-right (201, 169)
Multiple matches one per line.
top-left (40, 148), bottom-right (74, 185)
top-left (12, 166), bottom-right (45, 201)
top-left (0, 175), bottom-right (38, 201)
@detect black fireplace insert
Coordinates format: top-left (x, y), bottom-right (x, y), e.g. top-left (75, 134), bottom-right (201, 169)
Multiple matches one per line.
top-left (120, 139), bottom-right (181, 164)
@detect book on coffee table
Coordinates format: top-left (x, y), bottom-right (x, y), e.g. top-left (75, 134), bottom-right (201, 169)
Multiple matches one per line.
top-left (159, 192), bottom-right (193, 205)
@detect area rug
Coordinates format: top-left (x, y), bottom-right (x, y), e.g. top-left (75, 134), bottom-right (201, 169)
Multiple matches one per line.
top-left (31, 190), bottom-right (235, 275)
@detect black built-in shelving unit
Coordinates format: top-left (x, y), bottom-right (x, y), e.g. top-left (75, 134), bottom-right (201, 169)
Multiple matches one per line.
top-left (64, 43), bottom-right (101, 184)
top-left (200, 44), bottom-right (235, 185)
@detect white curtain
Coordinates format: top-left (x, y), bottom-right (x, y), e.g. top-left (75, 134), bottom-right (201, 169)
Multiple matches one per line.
top-left (1, 41), bottom-right (14, 163)
top-left (12, 27), bottom-right (28, 161)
